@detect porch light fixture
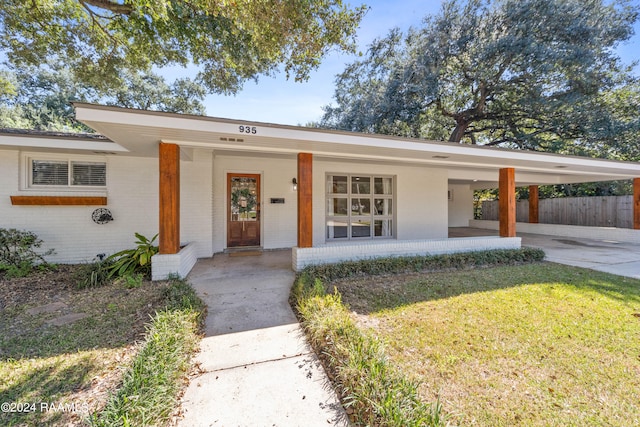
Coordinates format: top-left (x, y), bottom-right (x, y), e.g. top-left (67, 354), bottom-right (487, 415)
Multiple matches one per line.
top-left (292, 177), bottom-right (297, 191)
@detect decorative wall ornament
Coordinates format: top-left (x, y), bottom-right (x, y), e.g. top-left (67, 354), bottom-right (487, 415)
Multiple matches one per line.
top-left (92, 208), bottom-right (113, 224)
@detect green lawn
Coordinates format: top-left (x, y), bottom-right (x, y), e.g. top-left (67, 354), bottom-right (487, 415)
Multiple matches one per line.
top-left (334, 263), bottom-right (640, 426)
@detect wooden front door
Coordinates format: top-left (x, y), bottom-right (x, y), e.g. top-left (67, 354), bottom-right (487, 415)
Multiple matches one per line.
top-left (227, 173), bottom-right (261, 247)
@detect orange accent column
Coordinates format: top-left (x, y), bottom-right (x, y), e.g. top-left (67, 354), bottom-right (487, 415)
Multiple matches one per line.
top-left (159, 143), bottom-right (180, 254)
top-left (634, 178), bottom-right (640, 230)
top-left (297, 153), bottom-right (313, 248)
top-left (528, 185), bottom-right (539, 224)
top-left (499, 168), bottom-right (516, 237)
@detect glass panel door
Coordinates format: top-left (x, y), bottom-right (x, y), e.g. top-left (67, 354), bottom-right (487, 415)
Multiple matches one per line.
top-left (227, 174), bottom-right (260, 247)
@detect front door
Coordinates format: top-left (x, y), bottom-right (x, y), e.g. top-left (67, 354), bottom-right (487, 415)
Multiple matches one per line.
top-left (227, 173), bottom-right (261, 247)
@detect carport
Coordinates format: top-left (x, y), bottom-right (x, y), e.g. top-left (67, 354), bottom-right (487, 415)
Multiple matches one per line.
top-left (450, 227), bottom-right (640, 279)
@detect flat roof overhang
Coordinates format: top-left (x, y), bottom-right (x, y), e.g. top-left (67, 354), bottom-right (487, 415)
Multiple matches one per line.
top-left (0, 131), bottom-right (129, 155)
top-left (74, 103), bottom-right (640, 188)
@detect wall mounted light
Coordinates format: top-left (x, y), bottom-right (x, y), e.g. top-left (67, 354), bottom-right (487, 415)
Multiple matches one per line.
top-left (292, 177), bottom-right (298, 191)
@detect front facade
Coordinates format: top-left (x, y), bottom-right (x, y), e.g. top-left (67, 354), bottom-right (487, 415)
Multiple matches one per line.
top-left (1, 104), bottom-right (639, 279)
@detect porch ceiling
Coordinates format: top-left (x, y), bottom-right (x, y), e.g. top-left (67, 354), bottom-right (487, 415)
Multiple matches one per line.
top-left (74, 103), bottom-right (640, 187)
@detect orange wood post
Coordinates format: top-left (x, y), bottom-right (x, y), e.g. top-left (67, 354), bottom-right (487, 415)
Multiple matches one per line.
top-left (528, 185), bottom-right (539, 224)
top-left (634, 178), bottom-right (640, 230)
top-left (159, 143), bottom-right (180, 254)
top-left (297, 153), bottom-right (313, 248)
top-left (499, 168), bottom-right (516, 237)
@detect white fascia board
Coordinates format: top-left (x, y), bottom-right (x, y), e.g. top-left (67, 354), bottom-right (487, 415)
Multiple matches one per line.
top-left (0, 134), bottom-right (128, 153)
top-left (75, 104), bottom-right (640, 177)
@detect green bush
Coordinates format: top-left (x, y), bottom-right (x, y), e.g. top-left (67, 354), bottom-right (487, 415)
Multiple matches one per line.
top-left (106, 233), bottom-right (159, 279)
top-left (74, 257), bottom-right (114, 289)
top-left (0, 228), bottom-right (54, 277)
top-left (301, 247), bottom-right (545, 284)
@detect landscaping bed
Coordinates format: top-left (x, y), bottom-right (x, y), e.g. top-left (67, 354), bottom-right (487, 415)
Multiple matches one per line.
top-left (0, 265), bottom-right (204, 426)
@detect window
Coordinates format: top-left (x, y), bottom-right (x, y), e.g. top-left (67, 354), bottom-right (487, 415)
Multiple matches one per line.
top-left (28, 157), bottom-right (106, 188)
top-left (326, 174), bottom-right (394, 240)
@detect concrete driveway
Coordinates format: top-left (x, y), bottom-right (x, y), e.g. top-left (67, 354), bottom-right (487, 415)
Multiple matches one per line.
top-left (176, 250), bottom-right (348, 427)
top-left (450, 227), bottom-right (640, 279)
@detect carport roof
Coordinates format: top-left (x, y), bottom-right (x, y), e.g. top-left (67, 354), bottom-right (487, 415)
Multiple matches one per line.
top-left (73, 103), bottom-right (640, 188)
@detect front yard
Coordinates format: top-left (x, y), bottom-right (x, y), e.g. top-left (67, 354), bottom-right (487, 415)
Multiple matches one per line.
top-left (0, 265), bottom-right (204, 426)
top-left (334, 263), bottom-right (640, 426)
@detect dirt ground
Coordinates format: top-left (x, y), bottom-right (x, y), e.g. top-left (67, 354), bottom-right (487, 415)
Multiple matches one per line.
top-left (0, 265), bottom-right (169, 426)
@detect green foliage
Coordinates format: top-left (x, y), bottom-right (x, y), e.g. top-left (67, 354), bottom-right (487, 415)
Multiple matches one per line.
top-left (120, 273), bottom-right (144, 289)
top-left (1, 0), bottom-right (366, 95)
top-left (294, 275), bottom-right (447, 426)
top-left (299, 248), bottom-right (545, 284)
top-left (0, 64), bottom-right (207, 131)
top-left (162, 277), bottom-right (207, 326)
top-left (0, 228), bottom-right (54, 277)
top-left (74, 258), bottom-right (114, 289)
top-left (320, 0), bottom-right (640, 158)
top-left (293, 249), bottom-right (545, 425)
top-left (89, 277), bottom-right (205, 427)
top-left (106, 233), bottom-right (159, 279)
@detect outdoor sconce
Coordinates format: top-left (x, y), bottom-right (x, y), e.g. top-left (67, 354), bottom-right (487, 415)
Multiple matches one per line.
top-left (292, 177), bottom-right (298, 191)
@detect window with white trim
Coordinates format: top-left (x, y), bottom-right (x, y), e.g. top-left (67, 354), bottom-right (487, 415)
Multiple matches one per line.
top-left (27, 156), bottom-right (106, 188)
top-left (326, 174), bottom-right (394, 240)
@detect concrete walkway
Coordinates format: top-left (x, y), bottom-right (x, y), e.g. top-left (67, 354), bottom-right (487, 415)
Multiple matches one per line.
top-left (177, 250), bottom-right (349, 427)
top-left (450, 227), bottom-right (640, 279)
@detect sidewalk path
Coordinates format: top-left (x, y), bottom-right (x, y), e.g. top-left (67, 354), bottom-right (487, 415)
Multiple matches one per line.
top-left (177, 250), bottom-right (349, 427)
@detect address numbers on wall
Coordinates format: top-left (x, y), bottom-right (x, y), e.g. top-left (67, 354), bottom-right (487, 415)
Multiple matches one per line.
top-left (239, 125), bottom-right (257, 134)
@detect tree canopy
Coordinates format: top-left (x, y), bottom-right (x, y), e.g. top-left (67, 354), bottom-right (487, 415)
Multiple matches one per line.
top-left (0, 0), bottom-right (366, 95)
top-left (0, 64), bottom-right (206, 131)
top-left (319, 0), bottom-right (640, 159)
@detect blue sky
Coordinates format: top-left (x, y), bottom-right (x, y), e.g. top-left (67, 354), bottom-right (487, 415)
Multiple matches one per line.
top-left (200, 0), bottom-right (640, 126)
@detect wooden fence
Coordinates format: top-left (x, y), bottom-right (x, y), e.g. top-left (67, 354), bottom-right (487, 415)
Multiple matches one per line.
top-left (480, 195), bottom-right (634, 228)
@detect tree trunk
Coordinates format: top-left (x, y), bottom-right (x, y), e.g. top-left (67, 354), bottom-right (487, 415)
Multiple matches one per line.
top-left (449, 119), bottom-right (469, 143)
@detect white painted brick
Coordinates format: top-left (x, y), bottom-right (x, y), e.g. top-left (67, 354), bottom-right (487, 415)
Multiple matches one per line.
top-left (0, 149), bottom-right (214, 264)
top-left (151, 242), bottom-right (198, 280)
top-left (291, 237), bottom-right (522, 271)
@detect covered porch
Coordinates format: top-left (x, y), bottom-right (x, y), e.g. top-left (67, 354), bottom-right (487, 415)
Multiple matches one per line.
top-left (73, 104), bottom-right (640, 279)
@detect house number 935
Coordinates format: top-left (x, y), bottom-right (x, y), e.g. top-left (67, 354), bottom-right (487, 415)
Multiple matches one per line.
top-left (239, 125), bottom-right (257, 134)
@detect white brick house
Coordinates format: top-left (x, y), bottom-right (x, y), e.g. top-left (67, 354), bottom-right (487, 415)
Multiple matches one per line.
top-left (1, 104), bottom-right (639, 279)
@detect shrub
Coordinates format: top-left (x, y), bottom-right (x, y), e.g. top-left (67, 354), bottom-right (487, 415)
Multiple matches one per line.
top-left (301, 247), bottom-right (545, 283)
top-left (0, 228), bottom-right (55, 277)
top-left (106, 233), bottom-right (159, 279)
top-left (74, 257), bottom-right (114, 289)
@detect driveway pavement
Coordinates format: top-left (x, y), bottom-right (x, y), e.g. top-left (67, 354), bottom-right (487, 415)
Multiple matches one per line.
top-left (450, 227), bottom-right (640, 279)
top-left (176, 250), bottom-right (348, 427)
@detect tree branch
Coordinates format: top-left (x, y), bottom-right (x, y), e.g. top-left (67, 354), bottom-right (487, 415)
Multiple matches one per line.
top-left (78, 0), bottom-right (133, 15)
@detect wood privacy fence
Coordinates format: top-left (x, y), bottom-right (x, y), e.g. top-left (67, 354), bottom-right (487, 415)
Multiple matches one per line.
top-left (480, 196), bottom-right (634, 228)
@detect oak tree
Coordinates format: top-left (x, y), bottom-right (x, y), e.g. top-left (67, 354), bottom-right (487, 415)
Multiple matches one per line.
top-left (320, 0), bottom-right (639, 157)
top-left (0, 0), bottom-right (366, 94)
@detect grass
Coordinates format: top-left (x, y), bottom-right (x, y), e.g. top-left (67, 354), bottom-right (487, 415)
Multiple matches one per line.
top-left (90, 278), bottom-right (205, 427)
top-left (0, 267), bottom-right (205, 427)
top-left (334, 263), bottom-right (640, 426)
top-left (293, 277), bottom-right (446, 427)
